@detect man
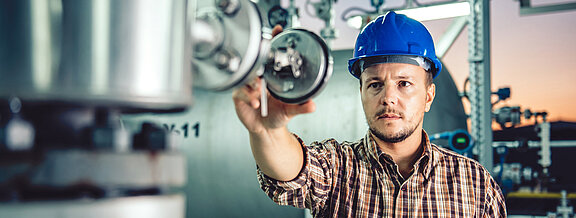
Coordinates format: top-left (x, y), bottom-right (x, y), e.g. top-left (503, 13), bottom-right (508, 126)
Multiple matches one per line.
top-left (233, 11), bottom-right (506, 217)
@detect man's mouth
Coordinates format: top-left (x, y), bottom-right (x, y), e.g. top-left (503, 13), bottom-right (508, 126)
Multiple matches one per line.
top-left (376, 109), bottom-right (403, 120)
top-left (378, 113), bottom-right (401, 119)
top-left (380, 113), bottom-right (400, 118)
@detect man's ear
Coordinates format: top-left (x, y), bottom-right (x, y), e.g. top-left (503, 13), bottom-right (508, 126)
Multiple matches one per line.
top-left (425, 83), bottom-right (435, 112)
top-left (358, 76), bottom-right (364, 93)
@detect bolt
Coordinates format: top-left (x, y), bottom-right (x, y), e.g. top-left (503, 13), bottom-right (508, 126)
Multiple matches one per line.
top-left (287, 38), bottom-right (296, 48)
top-left (215, 51), bottom-right (231, 69)
top-left (9, 97), bottom-right (22, 114)
top-left (282, 81), bottom-right (294, 92)
top-left (217, 0), bottom-right (240, 16)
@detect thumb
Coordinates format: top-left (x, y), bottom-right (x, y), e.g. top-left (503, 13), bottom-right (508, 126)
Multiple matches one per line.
top-left (285, 100), bottom-right (316, 117)
top-left (272, 25), bottom-right (283, 37)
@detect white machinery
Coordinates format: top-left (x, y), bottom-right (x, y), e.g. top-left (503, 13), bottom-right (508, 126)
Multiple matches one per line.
top-left (0, 0), bottom-right (332, 217)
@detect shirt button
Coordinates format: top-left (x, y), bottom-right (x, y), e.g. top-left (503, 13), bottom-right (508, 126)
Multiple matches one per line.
top-left (401, 186), bottom-right (406, 191)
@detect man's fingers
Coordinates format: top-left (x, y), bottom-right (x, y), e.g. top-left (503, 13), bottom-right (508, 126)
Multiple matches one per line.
top-left (233, 78), bottom-right (262, 109)
top-left (285, 100), bottom-right (316, 117)
top-left (235, 89), bottom-right (260, 109)
top-left (234, 76), bottom-right (316, 117)
top-left (272, 25), bottom-right (283, 37)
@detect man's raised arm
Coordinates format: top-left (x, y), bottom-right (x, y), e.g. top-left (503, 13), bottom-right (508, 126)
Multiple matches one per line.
top-left (232, 76), bottom-right (315, 181)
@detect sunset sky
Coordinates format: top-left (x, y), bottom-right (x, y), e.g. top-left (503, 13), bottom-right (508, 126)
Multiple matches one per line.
top-left (292, 0), bottom-right (576, 124)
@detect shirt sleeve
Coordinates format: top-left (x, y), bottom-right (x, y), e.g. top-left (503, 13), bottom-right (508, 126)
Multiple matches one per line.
top-left (482, 172), bottom-right (508, 217)
top-left (257, 134), bottom-right (336, 213)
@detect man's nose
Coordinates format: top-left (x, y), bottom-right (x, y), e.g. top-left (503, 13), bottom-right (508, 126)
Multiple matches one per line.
top-left (379, 84), bottom-right (398, 106)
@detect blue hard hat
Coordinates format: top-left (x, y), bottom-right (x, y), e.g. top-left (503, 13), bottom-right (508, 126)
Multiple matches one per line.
top-left (348, 11), bottom-right (442, 79)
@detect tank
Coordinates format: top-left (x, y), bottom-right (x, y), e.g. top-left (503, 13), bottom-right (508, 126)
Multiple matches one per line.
top-left (0, 0), bottom-right (192, 111)
top-left (0, 1), bottom-right (192, 217)
top-left (423, 62), bottom-right (469, 135)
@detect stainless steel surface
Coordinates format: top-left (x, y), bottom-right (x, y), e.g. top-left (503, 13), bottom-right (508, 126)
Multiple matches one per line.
top-left (30, 150), bottom-right (186, 187)
top-left (265, 29), bottom-right (332, 104)
top-left (0, 0), bottom-right (61, 98)
top-left (192, 0), bottom-right (269, 91)
top-left (0, 0), bottom-right (192, 111)
top-left (0, 2), bottom-right (192, 217)
top-left (0, 194), bottom-right (185, 218)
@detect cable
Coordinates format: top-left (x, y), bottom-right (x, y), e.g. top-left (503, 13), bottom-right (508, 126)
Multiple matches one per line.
top-left (461, 77), bottom-right (470, 100)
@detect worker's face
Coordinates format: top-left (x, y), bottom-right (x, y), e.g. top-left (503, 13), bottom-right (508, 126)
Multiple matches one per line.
top-left (360, 63), bottom-right (435, 143)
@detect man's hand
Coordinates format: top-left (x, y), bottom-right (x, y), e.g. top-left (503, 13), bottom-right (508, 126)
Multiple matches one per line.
top-left (232, 25), bottom-right (315, 134)
top-left (231, 25), bottom-right (315, 181)
top-left (232, 76), bottom-right (316, 134)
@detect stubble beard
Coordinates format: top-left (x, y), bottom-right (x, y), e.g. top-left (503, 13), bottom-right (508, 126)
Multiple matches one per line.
top-left (368, 119), bottom-right (420, 143)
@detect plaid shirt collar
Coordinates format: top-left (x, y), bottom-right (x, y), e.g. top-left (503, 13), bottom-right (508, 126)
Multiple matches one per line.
top-left (364, 130), bottom-right (441, 180)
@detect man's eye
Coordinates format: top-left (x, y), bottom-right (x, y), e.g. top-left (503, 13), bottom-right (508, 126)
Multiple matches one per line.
top-left (399, 81), bottom-right (412, 87)
top-left (368, 83), bottom-right (382, 89)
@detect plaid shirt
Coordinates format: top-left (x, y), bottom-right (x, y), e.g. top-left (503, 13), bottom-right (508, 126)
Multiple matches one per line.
top-left (258, 131), bottom-right (507, 217)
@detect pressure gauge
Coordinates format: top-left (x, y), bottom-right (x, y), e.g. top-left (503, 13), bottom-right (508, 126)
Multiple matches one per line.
top-left (264, 29), bottom-right (332, 104)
